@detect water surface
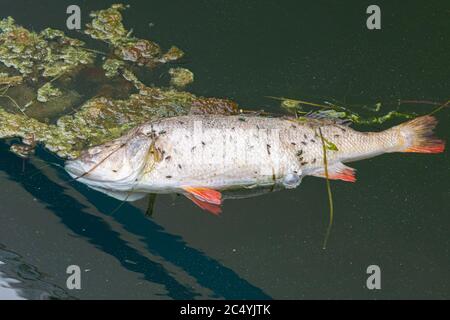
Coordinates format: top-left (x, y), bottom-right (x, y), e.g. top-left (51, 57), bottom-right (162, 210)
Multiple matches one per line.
top-left (0, 0), bottom-right (448, 299)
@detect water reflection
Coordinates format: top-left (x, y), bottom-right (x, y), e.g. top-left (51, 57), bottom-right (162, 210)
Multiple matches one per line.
top-left (0, 143), bottom-right (270, 299)
top-left (0, 244), bottom-right (73, 300)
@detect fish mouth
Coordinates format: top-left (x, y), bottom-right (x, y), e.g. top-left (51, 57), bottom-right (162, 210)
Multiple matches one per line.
top-left (65, 160), bottom-right (147, 201)
top-left (64, 128), bottom-right (154, 191)
top-left (65, 160), bottom-right (87, 179)
top-left (64, 153), bottom-right (148, 191)
top-left (65, 159), bottom-right (116, 185)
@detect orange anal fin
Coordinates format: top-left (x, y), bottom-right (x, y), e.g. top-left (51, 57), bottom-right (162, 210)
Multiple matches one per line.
top-left (328, 168), bottom-right (356, 182)
top-left (185, 194), bottom-right (222, 215)
top-left (312, 163), bottom-right (356, 183)
top-left (182, 186), bottom-right (222, 205)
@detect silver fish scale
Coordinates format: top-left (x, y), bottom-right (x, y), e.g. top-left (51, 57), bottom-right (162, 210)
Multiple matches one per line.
top-left (135, 114), bottom-right (374, 192)
top-left (65, 113), bottom-right (440, 202)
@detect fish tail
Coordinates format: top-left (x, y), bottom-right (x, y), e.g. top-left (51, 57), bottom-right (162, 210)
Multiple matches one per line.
top-left (394, 115), bottom-right (445, 153)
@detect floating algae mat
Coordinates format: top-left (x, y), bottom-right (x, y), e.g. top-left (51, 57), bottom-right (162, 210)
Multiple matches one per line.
top-left (0, 4), bottom-right (237, 159)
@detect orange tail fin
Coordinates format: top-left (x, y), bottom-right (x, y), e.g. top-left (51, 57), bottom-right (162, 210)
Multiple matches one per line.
top-left (396, 116), bottom-right (445, 153)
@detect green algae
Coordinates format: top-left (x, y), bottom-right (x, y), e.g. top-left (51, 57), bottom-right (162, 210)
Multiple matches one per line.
top-left (169, 67), bottom-right (194, 88)
top-left (0, 15), bottom-right (96, 121)
top-left (0, 17), bottom-right (95, 79)
top-left (160, 46), bottom-right (185, 63)
top-left (37, 83), bottom-right (62, 103)
top-left (85, 4), bottom-right (129, 46)
top-left (269, 96), bottom-right (419, 126)
top-left (0, 4), bottom-right (238, 160)
top-left (0, 72), bottom-right (23, 86)
top-left (0, 87), bottom-right (238, 159)
top-left (85, 3), bottom-right (183, 67)
top-left (0, 76), bottom-right (238, 159)
top-left (102, 58), bottom-right (126, 78)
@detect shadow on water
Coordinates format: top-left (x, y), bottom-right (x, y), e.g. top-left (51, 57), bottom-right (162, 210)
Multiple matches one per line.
top-left (0, 143), bottom-right (270, 299)
top-left (0, 143), bottom-right (195, 299)
top-left (0, 243), bottom-right (75, 300)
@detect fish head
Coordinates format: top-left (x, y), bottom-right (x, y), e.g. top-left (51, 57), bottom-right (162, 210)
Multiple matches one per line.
top-left (65, 128), bottom-right (153, 190)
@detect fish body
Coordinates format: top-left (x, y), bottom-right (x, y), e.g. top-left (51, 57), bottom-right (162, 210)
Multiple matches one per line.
top-left (65, 114), bottom-right (445, 213)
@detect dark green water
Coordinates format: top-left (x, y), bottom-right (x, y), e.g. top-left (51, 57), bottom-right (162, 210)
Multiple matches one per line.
top-left (0, 0), bottom-right (448, 299)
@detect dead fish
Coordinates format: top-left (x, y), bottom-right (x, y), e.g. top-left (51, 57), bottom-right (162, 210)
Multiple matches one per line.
top-left (65, 114), bottom-right (445, 214)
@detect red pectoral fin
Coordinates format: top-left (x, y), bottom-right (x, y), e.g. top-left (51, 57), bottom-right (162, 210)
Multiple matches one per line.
top-left (182, 187), bottom-right (222, 205)
top-left (312, 163), bottom-right (356, 183)
top-left (185, 194), bottom-right (222, 216)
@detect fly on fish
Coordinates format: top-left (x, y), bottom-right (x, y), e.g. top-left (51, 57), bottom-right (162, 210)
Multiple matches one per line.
top-left (65, 114), bottom-right (445, 214)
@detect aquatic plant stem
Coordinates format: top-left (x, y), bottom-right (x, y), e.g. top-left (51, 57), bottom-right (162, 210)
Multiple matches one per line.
top-left (265, 96), bottom-right (329, 109)
top-left (428, 100), bottom-right (450, 116)
top-left (398, 99), bottom-right (443, 106)
top-left (318, 127), bottom-right (334, 250)
top-left (0, 92), bottom-right (27, 116)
